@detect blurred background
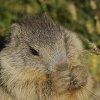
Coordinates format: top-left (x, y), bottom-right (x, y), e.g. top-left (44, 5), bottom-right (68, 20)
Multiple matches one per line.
top-left (0, 0), bottom-right (100, 98)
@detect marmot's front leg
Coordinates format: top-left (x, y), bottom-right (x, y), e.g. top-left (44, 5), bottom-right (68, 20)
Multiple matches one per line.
top-left (52, 66), bottom-right (71, 94)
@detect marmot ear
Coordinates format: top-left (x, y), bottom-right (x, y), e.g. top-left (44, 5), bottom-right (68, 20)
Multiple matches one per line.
top-left (11, 23), bottom-right (21, 38)
top-left (10, 23), bottom-right (22, 43)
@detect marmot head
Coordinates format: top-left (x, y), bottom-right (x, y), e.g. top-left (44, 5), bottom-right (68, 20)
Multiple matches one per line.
top-left (0, 12), bottom-right (92, 100)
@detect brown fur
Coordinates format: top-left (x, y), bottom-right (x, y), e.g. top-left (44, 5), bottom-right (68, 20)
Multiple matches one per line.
top-left (0, 12), bottom-right (92, 100)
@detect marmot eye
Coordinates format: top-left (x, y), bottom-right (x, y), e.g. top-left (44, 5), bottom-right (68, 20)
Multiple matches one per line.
top-left (29, 46), bottom-right (39, 56)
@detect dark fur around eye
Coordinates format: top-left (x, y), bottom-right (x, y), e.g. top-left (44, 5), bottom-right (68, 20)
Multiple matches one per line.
top-left (29, 46), bottom-right (39, 56)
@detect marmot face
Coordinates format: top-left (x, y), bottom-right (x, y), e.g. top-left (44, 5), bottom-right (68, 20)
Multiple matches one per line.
top-left (0, 13), bottom-right (92, 100)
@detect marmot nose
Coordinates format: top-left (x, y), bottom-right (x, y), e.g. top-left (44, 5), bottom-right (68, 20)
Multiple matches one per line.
top-left (68, 65), bottom-right (88, 90)
top-left (68, 75), bottom-right (87, 90)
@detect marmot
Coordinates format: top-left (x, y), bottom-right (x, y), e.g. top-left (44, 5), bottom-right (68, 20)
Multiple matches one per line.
top-left (0, 12), bottom-right (92, 100)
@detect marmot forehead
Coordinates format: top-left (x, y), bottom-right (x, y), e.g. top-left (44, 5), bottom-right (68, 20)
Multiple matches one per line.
top-left (12, 12), bottom-right (63, 46)
top-left (16, 12), bottom-right (56, 29)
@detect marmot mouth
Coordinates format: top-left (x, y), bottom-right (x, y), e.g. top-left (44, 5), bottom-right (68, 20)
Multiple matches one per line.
top-left (68, 85), bottom-right (86, 91)
top-left (67, 79), bottom-right (87, 91)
